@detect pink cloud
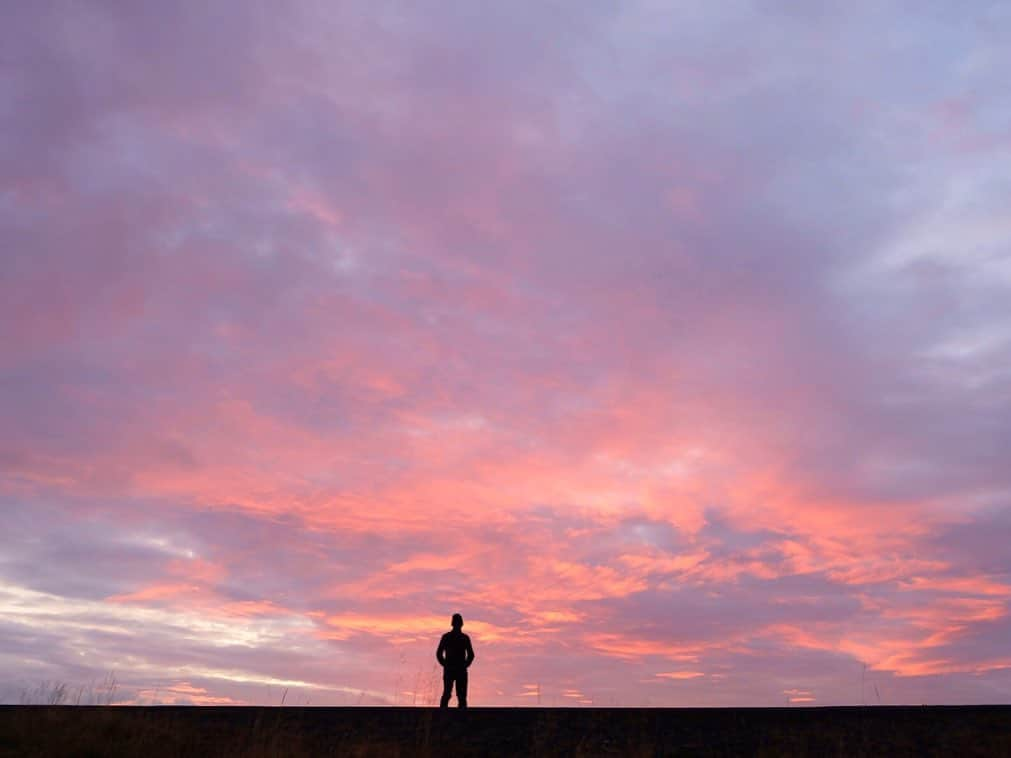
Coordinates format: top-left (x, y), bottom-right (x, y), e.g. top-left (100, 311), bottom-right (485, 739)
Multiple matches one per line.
top-left (2, 0), bottom-right (1010, 708)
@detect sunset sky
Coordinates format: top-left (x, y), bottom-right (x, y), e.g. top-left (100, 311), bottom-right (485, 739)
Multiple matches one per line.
top-left (2, 1), bottom-right (1010, 707)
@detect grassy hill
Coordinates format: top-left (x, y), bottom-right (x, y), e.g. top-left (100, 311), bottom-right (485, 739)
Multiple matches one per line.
top-left (2, 704), bottom-right (1009, 756)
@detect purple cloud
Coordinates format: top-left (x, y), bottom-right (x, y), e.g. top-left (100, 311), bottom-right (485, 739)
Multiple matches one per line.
top-left (2, 1), bottom-right (1009, 705)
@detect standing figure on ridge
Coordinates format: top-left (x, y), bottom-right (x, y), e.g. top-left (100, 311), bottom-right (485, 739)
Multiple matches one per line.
top-left (437, 613), bottom-right (475, 708)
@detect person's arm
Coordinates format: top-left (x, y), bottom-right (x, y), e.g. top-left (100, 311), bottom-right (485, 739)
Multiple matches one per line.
top-left (465, 636), bottom-right (475, 668)
top-left (436, 635), bottom-right (446, 667)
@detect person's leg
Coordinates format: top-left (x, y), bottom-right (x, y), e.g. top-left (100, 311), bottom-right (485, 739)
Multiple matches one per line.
top-left (456, 670), bottom-right (468, 708)
top-left (440, 669), bottom-right (453, 708)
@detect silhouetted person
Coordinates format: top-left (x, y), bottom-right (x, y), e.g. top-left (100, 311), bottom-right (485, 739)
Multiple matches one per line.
top-left (437, 613), bottom-right (474, 708)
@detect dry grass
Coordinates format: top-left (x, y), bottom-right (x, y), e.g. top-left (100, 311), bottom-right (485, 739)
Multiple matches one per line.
top-left (1, 698), bottom-right (1009, 757)
top-left (17, 674), bottom-right (119, 707)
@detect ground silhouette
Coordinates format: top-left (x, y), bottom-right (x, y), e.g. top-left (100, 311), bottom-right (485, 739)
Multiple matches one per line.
top-left (4, 705), bottom-right (1010, 756)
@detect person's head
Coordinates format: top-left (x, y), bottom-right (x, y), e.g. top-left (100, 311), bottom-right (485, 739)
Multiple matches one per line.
top-left (451, 613), bottom-right (463, 630)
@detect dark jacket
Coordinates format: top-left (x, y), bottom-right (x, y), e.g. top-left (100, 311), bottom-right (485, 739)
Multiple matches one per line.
top-left (437, 629), bottom-right (475, 670)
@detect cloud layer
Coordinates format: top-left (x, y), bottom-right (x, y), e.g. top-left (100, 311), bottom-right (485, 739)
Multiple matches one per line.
top-left (2, 1), bottom-right (1010, 706)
